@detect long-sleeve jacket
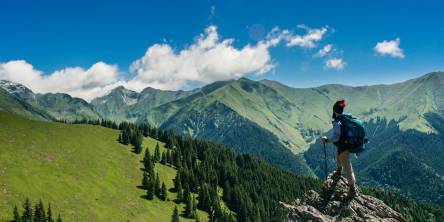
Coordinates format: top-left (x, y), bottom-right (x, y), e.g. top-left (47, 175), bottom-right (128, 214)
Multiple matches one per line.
top-left (329, 120), bottom-right (342, 144)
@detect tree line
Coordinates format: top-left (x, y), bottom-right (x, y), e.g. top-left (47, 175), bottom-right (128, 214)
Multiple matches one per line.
top-left (115, 120), bottom-right (322, 222)
top-left (10, 198), bottom-right (63, 222)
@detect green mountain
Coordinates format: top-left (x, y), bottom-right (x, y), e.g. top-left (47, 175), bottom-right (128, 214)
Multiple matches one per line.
top-left (0, 80), bottom-right (100, 121)
top-left (93, 72), bottom-right (444, 154)
top-left (90, 86), bottom-right (194, 123)
top-left (87, 72), bottom-right (444, 205)
top-left (0, 81), bottom-right (54, 120)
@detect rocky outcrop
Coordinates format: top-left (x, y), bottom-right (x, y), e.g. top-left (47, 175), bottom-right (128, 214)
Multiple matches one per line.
top-left (281, 174), bottom-right (407, 222)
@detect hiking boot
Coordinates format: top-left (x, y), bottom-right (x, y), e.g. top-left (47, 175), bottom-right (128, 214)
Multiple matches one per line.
top-left (348, 186), bottom-right (359, 198)
top-left (332, 168), bottom-right (342, 179)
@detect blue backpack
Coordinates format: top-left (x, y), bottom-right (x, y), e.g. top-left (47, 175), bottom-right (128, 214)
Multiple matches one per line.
top-left (337, 113), bottom-right (367, 153)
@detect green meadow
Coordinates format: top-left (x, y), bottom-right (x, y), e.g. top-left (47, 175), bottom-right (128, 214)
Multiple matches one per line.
top-left (0, 112), bottom-right (207, 221)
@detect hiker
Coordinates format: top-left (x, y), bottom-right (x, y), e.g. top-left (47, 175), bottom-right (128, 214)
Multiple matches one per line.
top-left (320, 99), bottom-right (359, 196)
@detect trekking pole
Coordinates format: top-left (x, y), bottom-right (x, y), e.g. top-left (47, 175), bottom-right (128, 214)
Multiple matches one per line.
top-left (323, 142), bottom-right (327, 180)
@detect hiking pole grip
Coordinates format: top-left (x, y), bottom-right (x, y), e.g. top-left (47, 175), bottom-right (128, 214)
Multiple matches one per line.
top-left (323, 142), bottom-right (327, 180)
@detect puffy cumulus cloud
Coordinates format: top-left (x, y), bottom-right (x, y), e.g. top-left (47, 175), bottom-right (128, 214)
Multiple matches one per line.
top-left (314, 44), bottom-right (333, 57)
top-left (0, 60), bottom-right (120, 101)
top-left (285, 25), bottom-right (329, 48)
top-left (127, 25), bottom-right (274, 91)
top-left (325, 58), bottom-right (346, 70)
top-left (374, 38), bottom-right (404, 58)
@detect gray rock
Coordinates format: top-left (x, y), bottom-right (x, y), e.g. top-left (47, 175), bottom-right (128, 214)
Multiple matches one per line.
top-left (281, 174), bottom-right (407, 222)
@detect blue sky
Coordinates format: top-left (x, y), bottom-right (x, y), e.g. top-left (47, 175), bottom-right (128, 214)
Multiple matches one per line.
top-left (1, 0), bottom-right (444, 100)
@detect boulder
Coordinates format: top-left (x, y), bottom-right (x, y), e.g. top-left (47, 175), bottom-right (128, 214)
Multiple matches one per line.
top-left (281, 174), bottom-right (407, 222)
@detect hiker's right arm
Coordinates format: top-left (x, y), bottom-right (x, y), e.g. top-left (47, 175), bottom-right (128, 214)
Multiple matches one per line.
top-left (330, 121), bottom-right (342, 143)
top-left (321, 121), bottom-right (341, 143)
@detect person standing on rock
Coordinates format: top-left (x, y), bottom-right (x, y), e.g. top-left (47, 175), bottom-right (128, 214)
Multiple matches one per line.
top-left (321, 99), bottom-right (360, 197)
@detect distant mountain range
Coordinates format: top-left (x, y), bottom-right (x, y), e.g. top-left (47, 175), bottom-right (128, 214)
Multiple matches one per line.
top-left (1, 72), bottom-right (444, 205)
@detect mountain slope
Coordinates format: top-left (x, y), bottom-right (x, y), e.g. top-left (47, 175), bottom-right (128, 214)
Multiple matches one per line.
top-left (91, 86), bottom-right (195, 123)
top-left (88, 72), bottom-right (444, 177)
top-left (0, 87), bottom-right (53, 121)
top-left (94, 72), bottom-right (444, 154)
top-left (161, 101), bottom-right (312, 174)
top-left (0, 112), bottom-right (207, 222)
top-left (32, 93), bottom-right (100, 121)
top-left (0, 80), bottom-right (101, 121)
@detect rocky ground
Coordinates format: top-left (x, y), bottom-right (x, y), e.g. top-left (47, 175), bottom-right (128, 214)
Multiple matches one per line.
top-left (281, 174), bottom-right (407, 222)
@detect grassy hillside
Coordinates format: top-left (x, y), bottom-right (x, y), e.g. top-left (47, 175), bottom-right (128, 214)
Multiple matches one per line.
top-left (0, 112), bottom-right (207, 222)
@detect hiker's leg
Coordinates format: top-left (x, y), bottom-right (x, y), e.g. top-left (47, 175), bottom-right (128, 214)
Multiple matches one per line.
top-left (335, 150), bottom-right (342, 170)
top-left (332, 150), bottom-right (342, 178)
top-left (339, 150), bottom-right (355, 187)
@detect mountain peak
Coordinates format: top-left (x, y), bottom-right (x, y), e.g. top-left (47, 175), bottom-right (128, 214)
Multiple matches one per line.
top-left (111, 85), bottom-right (130, 92)
top-left (281, 174), bottom-right (407, 222)
top-left (108, 86), bottom-right (138, 97)
top-left (0, 80), bottom-right (35, 100)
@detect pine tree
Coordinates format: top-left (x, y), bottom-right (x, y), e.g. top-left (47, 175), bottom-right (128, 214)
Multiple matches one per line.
top-left (143, 149), bottom-right (154, 176)
top-left (183, 187), bottom-right (190, 205)
top-left (161, 182), bottom-right (168, 201)
top-left (185, 194), bottom-right (195, 218)
top-left (117, 134), bottom-right (122, 143)
top-left (22, 198), bottom-right (33, 222)
top-left (47, 203), bottom-right (54, 222)
top-left (33, 200), bottom-right (45, 222)
top-left (13, 206), bottom-right (21, 222)
top-left (171, 149), bottom-right (178, 167)
top-left (142, 171), bottom-right (150, 189)
top-left (174, 173), bottom-right (183, 202)
top-left (166, 150), bottom-right (172, 165)
top-left (132, 131), bottom-right (143, 154)
top-left (121, 128), bottom-right (130, 145)
top-left (172, 207), bottom-right (180, 222)
top-left (161, 151), bottom-right (166, 165)
top-left (155, 173), bottom-right (161, 197)
top-left (154, 143), bottom-right (161, 162)
top-left (56, 214), bottom-right (62, 222)
top-left (147, 180), bottom-right (154, 200)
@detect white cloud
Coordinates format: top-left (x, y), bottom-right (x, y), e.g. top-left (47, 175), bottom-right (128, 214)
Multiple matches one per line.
top-left (128, 25), bottom-right (274, 91)
top-left (0, 60), bottom-right (120, 101)
top-left (0, 25), bottom-right (334, 101)
top-left (325, 58), bottom-right (346, 70)
top-left (285, 25), bottom-right (328, 48)
top-left (315, 44), bottom-right (333, 57)
top-left (374, 38), bottom-right (404, 58)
